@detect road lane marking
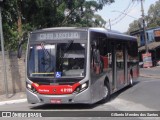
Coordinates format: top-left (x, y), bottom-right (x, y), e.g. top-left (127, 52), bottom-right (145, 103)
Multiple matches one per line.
top-left (0, 99), bottom-right (27, 106)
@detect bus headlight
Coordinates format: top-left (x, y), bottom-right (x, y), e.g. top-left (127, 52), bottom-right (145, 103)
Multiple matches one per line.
top-left (26, 82), bottom-right (38, 94)
top-left (26, 83), bottom-right (32, 90)
top-left (27, 84), bottom-right (32, 89)
top-left (81, 83), bottom-right (87, 89)
top-left (74, 81), bottom-right (89, 93)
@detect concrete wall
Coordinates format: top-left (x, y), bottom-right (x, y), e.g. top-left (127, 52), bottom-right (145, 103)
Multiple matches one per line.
top-left (0, 51), bottom-right (26, 95)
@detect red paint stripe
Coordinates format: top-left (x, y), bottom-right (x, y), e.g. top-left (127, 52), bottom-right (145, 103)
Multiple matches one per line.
top-left (32, 82), bottom-right (80, 95)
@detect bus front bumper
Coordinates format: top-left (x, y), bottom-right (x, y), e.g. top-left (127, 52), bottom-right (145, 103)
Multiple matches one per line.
top-left (26, 88), bottom-right (92, 104)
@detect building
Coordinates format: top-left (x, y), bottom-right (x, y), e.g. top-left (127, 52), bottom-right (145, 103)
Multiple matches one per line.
top-left (130, 27), bottom-right (160, 66)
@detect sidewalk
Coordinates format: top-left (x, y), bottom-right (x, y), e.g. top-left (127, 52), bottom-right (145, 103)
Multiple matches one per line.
top-left (0, 66), bottom-right (160, 104)
top-left (0, 92), bottom-right (27, 105)
top-left (140, 66), bottom-right (160, 79)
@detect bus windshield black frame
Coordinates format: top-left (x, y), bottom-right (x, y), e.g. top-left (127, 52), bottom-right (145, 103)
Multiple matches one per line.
top-left (27, 31), bottom-right (88, 79)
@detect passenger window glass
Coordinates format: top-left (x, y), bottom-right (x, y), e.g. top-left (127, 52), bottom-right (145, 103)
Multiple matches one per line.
top-left (91, 41), bottom-right (103, 75)
top-left (116, 42), bottom-right (124, 69)
top-left (90, 32), bottom-right (113, 75)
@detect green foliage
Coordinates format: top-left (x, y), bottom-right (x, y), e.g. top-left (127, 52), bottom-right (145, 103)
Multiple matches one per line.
top-left (2, 0), bottom-right (18, 50)
top-left (127, 19), bottom-right (141, 34)
top-left (147, 0), bottom-right (160, 28)
top-left (1, 0), bottom-right (114, 50)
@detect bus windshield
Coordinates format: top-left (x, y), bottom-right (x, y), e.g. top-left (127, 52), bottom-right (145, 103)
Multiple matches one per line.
top-left (28, 42), bottom-right (86, 78)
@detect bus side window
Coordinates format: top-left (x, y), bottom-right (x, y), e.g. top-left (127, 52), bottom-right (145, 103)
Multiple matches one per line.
top-left (91, 41), bottom-right (103, 74)
top-left (103, 39), bottom-right (112, 69)
top-left (128, 41), bottom-right (138, 66)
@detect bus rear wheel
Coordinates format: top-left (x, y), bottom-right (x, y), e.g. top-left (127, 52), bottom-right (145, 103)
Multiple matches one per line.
top-left (129, 74), bottom-right (133, 86)
top-left (101, 81), bottom-right (110, 103)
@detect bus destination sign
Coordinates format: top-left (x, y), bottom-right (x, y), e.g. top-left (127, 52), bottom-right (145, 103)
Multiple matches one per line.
top-left (31, 32), bottom-right (84, 41)
top-left (39, 32), bottom-right (80, 40)
top-left (30, 31), bottom-right (87, 41)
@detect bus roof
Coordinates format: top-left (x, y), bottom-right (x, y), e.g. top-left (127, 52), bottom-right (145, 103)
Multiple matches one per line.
top-left (31, 27), bottom-right (88, 33)
top-left (31, 27), bottom-right (137, 41)
top-left (89, 28), bottom-right (137, 41)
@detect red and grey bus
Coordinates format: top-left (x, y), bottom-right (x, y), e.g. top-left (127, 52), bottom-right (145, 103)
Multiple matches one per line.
top-left (18, 27), bottom-right (139, 104)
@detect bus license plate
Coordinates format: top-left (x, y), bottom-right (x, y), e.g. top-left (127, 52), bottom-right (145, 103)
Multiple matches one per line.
top-left (50, 99), bottom-right (61, 104)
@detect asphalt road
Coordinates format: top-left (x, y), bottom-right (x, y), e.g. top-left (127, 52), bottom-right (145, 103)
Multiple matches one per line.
top-left (0, 77), bottom-right (160, 120)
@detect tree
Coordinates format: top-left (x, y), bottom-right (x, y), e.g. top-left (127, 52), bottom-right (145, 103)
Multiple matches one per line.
top-left (63, 0), bottom-right (108, 27)
top-left (2, 0), bottom-right (19, 50)
top-left (127, 19), bottom-right (141, 34)
top-left (2, 0), bottom-right (114, 50)
top-left (147, 0), bottom-right (160, 28)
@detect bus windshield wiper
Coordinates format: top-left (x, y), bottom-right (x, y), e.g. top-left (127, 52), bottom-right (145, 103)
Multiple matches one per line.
top-left (40, 42), bottom-right (52, 71)
top-left (40, 42), bottom-right (51, 59)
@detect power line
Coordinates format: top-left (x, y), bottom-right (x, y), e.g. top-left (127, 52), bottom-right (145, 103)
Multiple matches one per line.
top-left (110, 0), bottom-right (134, 22)
top-left (112, 1), bottom-right (135, 22)
top-left (107, 0), bottom-right (139, 27)
top-left (111, 1), bottom-right (132, 22)
top-left (111, 3), bottom-right (136, 26)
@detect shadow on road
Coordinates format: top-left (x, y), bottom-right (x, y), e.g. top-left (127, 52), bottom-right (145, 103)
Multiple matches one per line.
top-left (109, 81), bottom-right (140, 102)
top-left (30, 103), bottom-right (98, 110)
top-left (29, 81), bottom-right (140, 110)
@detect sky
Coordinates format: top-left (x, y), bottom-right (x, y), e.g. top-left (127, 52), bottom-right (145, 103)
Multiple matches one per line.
top-left (97, 0), bottom-right (158, 32)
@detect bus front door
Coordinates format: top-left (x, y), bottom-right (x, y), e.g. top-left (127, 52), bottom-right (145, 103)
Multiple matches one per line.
top-left (115, 42), bottom-right (126, 90)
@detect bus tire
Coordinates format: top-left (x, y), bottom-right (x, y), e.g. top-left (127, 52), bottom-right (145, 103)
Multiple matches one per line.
top-left (101, 81), bottom-right (110, 103)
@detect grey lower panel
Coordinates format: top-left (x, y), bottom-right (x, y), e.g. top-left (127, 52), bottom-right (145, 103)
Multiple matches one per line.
top-left (26, 88), bottom-right (92, 104)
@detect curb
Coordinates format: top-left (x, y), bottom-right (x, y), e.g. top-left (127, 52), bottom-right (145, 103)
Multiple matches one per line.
top-left (0, 99), bottom-right (27, 106)
top-left (140, 74), bottom-right (160, 79)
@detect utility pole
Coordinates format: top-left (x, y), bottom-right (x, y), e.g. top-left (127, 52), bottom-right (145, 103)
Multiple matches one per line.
top-left (133, 0), bottom-right (152, 68)
top-left (140, 0), bottom-right (148, 53)
top-left (133, 0), bottom-right (148, 53)
top-left (0, 0), bottom-right (8, 98)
